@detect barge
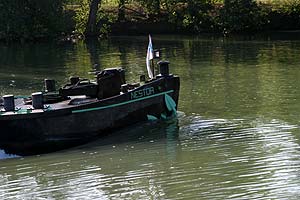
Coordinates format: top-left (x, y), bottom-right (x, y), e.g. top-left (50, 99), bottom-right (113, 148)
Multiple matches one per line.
top-left (0, 60), bottom-right (180, 155)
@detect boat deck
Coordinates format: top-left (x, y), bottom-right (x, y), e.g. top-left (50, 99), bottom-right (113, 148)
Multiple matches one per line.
top-left (0, 95), bottom-right (99, 116)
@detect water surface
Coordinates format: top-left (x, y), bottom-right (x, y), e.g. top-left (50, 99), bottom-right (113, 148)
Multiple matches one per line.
top-left (1, 35), bottom-right (300, 199)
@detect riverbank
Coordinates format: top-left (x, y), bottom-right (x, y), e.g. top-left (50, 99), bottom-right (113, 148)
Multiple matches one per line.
top-left (0, 0), bottom-right (300, 42)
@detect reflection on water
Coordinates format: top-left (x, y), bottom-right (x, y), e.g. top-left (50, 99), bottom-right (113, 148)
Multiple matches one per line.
top-left (1, 35), bottom-right (300, 199)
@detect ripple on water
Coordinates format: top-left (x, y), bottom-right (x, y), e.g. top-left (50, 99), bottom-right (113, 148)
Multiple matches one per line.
top-left (176, 115), bottom-right (300, 200)
top-left (0, 115), bottom-right (300, 199)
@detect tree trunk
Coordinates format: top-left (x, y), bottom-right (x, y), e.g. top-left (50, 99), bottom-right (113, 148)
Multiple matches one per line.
top-left (85, 0), bottom-right (101, 37)
top-left (154, 0), bottom-right (160, 15)
top-left (118, 0), bottom-right (125, 22)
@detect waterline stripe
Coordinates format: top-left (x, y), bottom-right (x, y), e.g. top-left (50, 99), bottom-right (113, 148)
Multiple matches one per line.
top-left (72, 90), bottom-right (174, 114)
top-left (15, 96), bottom-right (30, 99)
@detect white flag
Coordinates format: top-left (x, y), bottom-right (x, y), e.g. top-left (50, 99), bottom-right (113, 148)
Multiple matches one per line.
top-left (146, 35), bottom-right (154, 79)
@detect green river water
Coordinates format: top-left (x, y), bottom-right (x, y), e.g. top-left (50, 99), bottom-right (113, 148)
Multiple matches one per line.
top-left (1, 35), bottom-right (300, 199)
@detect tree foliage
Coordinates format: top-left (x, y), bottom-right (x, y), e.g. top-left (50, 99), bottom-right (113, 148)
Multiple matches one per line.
top-left (1, 0), bottom-right (300, 41)
top-left (221, 0), bottom-right (267, 32)
top-left (136, 0), bottom-right (161, 15)
top-left (170, 0), bottom-right (215, 32)
top-left (0, 0), bottom-right (68, 41)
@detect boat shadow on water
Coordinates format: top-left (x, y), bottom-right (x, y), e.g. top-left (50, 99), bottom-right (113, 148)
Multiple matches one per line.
top-left (77, 117), bottom-right (180, 150)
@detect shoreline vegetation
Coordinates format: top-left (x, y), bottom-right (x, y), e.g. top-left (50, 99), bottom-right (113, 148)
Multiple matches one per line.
top-left (1, 0), bottom-right (300, 42)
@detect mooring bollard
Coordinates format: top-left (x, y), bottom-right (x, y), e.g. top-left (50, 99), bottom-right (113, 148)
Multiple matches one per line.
top-left (32, 92), bottom-right (43, 109)
top-left (44, 79), bottom-right (56, 92)
top-left (140, 75), bottom-right (146, 82)
top-left (3, 95), bottom-right (15, 111)
top-left (70, 76), bottom-right (80, 85)
top-left (121, 84), bottom-right (128, 93)
top-left (157, 60), bottom-right (170, 77)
